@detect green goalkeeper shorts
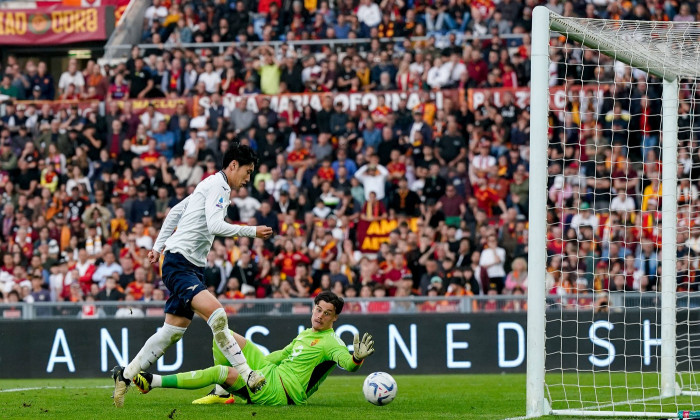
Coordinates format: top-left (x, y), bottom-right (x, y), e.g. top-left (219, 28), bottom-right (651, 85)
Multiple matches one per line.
top-left (212, 334), bottom-right (289, 406)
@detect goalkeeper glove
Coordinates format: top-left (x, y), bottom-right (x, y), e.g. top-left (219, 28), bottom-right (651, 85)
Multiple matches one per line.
top-left (353, 333), bottom-right (375, 361)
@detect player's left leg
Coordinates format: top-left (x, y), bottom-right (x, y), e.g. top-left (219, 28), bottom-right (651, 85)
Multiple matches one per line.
top-left (191, 290), bottom-right (266, 392)
top-left (194, 331), bottom-right (268, 404)
top-left (136, 365), bottom-right (234, 394)
top-left (139, 363), bottom-right (286, 406)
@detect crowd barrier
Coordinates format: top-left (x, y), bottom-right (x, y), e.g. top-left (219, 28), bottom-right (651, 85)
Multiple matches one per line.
top-left (3, 293), bottom-right (700, 320)
top-left (102, 33), bottom-right (528, 59)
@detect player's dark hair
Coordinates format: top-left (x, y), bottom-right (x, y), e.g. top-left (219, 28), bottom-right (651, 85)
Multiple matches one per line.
top-left (222, 142), bottom-right (258, 169)
top-left (315, 291), bottom-right (344, 315)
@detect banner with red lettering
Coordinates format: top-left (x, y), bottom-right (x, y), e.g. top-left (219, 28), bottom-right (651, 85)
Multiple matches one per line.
top-left (17, 90), bottom-right (459, 119)
top-left (356, 218), bottom-right (419, 252)
top-left (17, 98), bottom-right (189, 117)
top-left (12, 86), bottom-right (616, 119)
top-left (37, 0), bottom-right (128, 22)
top-left (194, 89), bottom-right (462, 115)
top-left (467, 85), bottom-right (610, 113)
top-left (0, 7), bottom-right (107, 46)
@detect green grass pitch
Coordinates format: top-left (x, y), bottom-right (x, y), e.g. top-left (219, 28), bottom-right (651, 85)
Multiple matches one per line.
top-left (0, 374), bottom-right (522, 420)
top-left (0, 374), bottom-right (693, 419)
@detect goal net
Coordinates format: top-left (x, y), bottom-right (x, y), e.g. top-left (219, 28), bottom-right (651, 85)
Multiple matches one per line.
top-left (527, 7), bottom-right (700, 418)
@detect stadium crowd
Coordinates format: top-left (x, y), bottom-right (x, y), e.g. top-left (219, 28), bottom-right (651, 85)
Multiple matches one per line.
top-left (0, 0), bottom-right (692, 315)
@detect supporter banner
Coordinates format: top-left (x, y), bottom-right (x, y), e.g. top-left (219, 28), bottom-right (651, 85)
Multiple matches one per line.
top-left (0, 310), bottom-right (686, 378)
top-left (37, 0), bottom-right (128, 22)
top-left (13, 85), bottom-right (612, 119)
top-left (16, 90), bottom-right (457, 119)
top-left (0, 7), bottom-right (108, 46)
top-left (195, 89), bottom-right (461, 115)
top-left (355, 218), bottom-right (419, 252)
top-left (18, 97), bottom-right (188, 116)
top-left (468, 85), bottom-right (609, 113)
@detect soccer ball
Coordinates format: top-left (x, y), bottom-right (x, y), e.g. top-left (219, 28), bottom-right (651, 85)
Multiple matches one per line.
top-left (362, 372), bottom-right (397, 406)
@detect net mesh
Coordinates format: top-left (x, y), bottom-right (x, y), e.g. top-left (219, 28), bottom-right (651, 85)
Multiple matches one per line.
top-left (543, 16), bottom-right (700, 415)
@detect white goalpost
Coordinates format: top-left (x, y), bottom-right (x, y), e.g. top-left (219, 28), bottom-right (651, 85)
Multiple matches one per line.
top-left (527, 6), bottom-right (700, 417)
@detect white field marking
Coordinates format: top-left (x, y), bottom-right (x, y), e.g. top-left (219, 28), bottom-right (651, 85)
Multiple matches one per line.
top-left (579, 394), bottom-right (672, 411)
top-left (0, 385), bottom-right (112, 393)
top-left (502, 395), bottom-right (672, 420)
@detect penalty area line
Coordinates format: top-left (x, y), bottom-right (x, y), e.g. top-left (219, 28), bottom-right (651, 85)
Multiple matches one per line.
top-left (0, 385), bottom-right (112, 393)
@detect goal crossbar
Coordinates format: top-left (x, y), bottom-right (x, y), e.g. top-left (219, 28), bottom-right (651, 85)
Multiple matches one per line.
top-left (548, 15), bottom-right (700, 81)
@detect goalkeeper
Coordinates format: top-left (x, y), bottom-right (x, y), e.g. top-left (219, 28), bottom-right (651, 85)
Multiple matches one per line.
top-left (132, 291), bottom-right (375, 406)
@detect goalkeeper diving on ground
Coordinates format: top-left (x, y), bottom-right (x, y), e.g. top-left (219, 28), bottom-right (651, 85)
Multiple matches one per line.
top-left (130, 291), bottom-right (375, 406)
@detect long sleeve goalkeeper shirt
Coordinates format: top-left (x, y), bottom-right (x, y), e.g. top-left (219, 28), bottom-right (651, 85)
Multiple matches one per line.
top-left (265, 327), bottom-right (363, 405)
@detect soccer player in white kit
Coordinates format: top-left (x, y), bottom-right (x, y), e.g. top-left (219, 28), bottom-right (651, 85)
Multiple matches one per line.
top-left (112, 144), bottom-right (274, 407)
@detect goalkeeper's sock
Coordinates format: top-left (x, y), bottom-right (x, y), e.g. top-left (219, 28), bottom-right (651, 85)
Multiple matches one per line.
top-left (150, 374), bottom-right (162, 388)
top-left (214, 384), bottom-right (229, 396)
top-left (123, 323), bottom-right (187, 380)
top-left (207, 308), bottom-right (252, 378)
top-left (161, 366), bottom-right (228, 390)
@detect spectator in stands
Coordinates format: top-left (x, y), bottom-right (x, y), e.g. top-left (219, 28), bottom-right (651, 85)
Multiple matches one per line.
top-left (0, 75), bottom-right (19, 98)
top-left (108, 73), bottom-right (130, 101)
top-left (479, 235), bottom-right (506, 294)
top-left (129, 57), bottom-right (156, 99)
top-left (144, 0), bottom-right (168, 27)
top-left (93, 252), bottom-right (123, 289)
top-left (355, 154), bottom-right (389, 201)
top-left (58, 59), bottom-right (85, 97)
top-left (504, 258), bottom-right (528, 294)
top-left (32, 61), bottom-right (55, 100)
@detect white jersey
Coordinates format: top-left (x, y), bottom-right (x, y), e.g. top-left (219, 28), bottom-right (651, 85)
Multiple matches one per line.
top-left (153, 172), bottom-right (256, 267)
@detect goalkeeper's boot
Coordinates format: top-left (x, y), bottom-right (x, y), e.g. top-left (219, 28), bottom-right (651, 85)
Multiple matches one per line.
top-left (192, 388), bottom-right (235, 405)
top-left (111, 366), bottom-right (131, 408)
top-left (132, 371), bottom-right (153, 394)
top-left (246, 370), bottom-right (267, 393)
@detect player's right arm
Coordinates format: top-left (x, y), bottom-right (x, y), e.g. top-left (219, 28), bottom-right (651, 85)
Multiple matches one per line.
top-left (204, 184), bottom-right (273, 239)
top-left (152, 195), bottom-right (191, 255)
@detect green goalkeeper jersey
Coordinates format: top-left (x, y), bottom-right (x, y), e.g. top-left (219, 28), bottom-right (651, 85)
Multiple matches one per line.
top-left (265, 327), bottom-right (363, 405)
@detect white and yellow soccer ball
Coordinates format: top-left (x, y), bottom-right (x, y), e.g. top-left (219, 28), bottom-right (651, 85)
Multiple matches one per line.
top-left (362, 372), bottom-right (397, 406)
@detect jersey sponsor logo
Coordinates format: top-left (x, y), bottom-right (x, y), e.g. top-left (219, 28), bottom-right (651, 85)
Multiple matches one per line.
top-left (215, 196), bottom-right (225, 209)
top-left (310, 339), bottom-right (319, 347)
top-left (288, 344), bottom-right (304, 361)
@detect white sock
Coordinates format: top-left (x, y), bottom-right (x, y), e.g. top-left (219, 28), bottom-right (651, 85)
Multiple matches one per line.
top-left (207, 308), bottom-right (251, 378)
top-left (123, 323), bottom-right (187, 380)
top-left (151, 375), bottom-right (162, 388)
top-left (215, 384), bottom-right (228, 396)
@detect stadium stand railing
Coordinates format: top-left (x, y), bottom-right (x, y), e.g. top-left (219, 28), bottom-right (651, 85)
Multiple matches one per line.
top-left (101, 33), bottom-right (528, 59)
top-left (2, 293), bottom-right (697, 319)
top-left (0, 296), bottom-right (523, 319)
